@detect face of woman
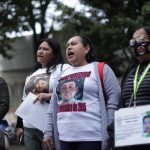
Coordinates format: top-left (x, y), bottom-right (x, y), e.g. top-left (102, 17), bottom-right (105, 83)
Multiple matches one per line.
top-left (132, 28), bottom-right (150, 61)
top-left (37, 41), bottom-right (54, 67)
top-left (66, 36), bottom-right (90, 67)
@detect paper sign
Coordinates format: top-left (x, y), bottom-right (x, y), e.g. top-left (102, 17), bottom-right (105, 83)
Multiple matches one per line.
top-left (15, 92), bottom-right (49, 132)
top-left (115, 105), bottom-right (150, 147)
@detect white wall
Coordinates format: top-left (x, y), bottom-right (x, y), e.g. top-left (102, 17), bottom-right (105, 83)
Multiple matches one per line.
top-left (0, 35), bottom-right (35, 71)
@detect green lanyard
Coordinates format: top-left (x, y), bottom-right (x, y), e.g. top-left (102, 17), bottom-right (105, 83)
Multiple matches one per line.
top-left (133, 63), bottom-right (150, 106)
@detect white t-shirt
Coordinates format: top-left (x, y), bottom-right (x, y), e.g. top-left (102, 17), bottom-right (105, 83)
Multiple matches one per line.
top-left (56, 63), bottom-right (102, 141)
top-left (23, 64), bottom-right (69, 128)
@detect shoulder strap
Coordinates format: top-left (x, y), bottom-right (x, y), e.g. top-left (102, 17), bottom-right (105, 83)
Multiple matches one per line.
top-left (98, 62), bottom-right (107, 103)
top-left (98, 62), bottom-right (106, 82)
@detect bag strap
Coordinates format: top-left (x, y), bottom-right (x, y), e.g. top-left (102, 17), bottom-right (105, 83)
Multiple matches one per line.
top-left (98, 62), bottom-right (105, 82)
top-left (98, 62), bottom-right (107, 103)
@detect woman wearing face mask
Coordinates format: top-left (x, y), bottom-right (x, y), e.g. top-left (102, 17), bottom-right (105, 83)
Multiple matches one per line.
top-left (43, 35), bottom-right (120, 150)
top-left (16, 38), bottom-right (69, 150)
top-left (118, 26), bottom-right (150, 150)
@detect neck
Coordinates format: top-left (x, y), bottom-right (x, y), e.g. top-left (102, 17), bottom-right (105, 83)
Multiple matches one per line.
top-left (72, 61), bottom-right (89, 67)
top-left (41, 64), bottom-right (46, 68)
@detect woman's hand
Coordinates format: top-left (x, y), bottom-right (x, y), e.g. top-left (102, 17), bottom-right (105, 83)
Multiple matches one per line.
top-left (34, 93), bottom-right (52, 103)
top-left (43, 137), bottom-right (55, 150)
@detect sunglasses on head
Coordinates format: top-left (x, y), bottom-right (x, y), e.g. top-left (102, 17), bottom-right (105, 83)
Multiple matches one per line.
top-left (129, 37), bottom-right (150, 47)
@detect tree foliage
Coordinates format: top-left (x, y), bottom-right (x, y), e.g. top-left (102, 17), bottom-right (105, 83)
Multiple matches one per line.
top-left (58, 0), bottom-right (150, 76)
top-left (0, 0), bottom-right (59, 58)
top-left (1, 0), bottom-right (150, 75)
top-left (0, 0), bottom-right (16, 59)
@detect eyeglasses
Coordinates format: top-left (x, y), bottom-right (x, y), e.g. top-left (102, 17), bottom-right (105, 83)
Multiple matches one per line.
top-left (129, 37), bottom-right (150, 47)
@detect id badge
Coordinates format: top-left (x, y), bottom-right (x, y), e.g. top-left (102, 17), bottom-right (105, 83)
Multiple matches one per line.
top-left (115, 105), bottom-right (150, 147)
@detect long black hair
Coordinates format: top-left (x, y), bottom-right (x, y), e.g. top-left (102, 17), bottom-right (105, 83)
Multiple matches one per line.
top-left (133, 26), bottom-right (150, 38)
top-left (34, 37), bottom-right (64, 74)
top-left (79, 35), bottom-right (96, 63)
top-left (143, 26), bottom-right (150, 37)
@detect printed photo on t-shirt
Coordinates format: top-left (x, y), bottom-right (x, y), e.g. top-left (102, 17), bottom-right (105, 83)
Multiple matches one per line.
top-left (25, 73), bottom-right (49, 95)
top-left (56, 71), bottom-right (91, 112)
top-left (56, 78), bottom-right (85, 104)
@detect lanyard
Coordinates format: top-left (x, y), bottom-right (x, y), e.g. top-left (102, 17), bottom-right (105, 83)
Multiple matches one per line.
top-left (133, 63), bottom-right (150, 105)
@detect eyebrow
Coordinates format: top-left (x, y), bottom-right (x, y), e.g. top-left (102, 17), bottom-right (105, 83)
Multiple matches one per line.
top-left (66, 41), bottom-right (74, 47)
top-left (66, 39), bottom-right (81, 47)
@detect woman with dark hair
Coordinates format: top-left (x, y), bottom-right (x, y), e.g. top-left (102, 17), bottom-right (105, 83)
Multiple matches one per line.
top-left (43, 35), bottom-right (120, 150)
top-left (118, 26), bottom-right (150, 150)
top-left (16, 38), bottom-right (69, 150)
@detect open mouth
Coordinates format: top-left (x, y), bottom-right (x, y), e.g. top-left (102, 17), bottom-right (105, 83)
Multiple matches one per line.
top-left (137, 46), bottom-right (146, 55)
top-left (68, 51), bottom-right (74, 57)
top-left (37, 55), bottom-right (43, 58)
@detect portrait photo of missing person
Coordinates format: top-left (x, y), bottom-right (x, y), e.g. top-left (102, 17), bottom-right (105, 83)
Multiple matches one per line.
top-left (25, 74), bottom-right (49, 95)
top-left (143, 115), bottom-right (150, 133)
top-left (56, 78), bottom-right (85, 104)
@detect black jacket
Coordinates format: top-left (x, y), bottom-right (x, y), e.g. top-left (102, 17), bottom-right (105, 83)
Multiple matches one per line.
top-left (0, 77), bottom-right (9, 123)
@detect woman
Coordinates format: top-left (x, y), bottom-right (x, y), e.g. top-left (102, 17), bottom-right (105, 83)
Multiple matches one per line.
top-left (118, 27), bottom-right (150, 150)
top-left (43, 35), bottom-right (121, 150)
top-left (16, 38), bottom-right (69, 150)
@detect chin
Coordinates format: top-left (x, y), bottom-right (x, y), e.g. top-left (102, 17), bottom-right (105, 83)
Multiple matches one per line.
top-left (37, 59), bottom-right (42, 63)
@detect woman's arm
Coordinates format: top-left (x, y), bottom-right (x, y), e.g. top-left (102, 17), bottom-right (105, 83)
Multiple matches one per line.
top-left (103, 65), bottom-right (121, 129)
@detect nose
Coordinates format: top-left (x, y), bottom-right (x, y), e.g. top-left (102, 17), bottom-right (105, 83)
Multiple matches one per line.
top-left (67, 45), bottom-right (73, 52)
top-left (37, 48), bottom-right (43, 54)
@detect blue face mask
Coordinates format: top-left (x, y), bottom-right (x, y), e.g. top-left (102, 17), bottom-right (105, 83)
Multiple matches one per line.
top-left (129, 38), bottom-right (150, 57)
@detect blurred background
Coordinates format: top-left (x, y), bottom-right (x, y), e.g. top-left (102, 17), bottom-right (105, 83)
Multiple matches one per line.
top-left (0, 0), bottom-right (150, 148)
